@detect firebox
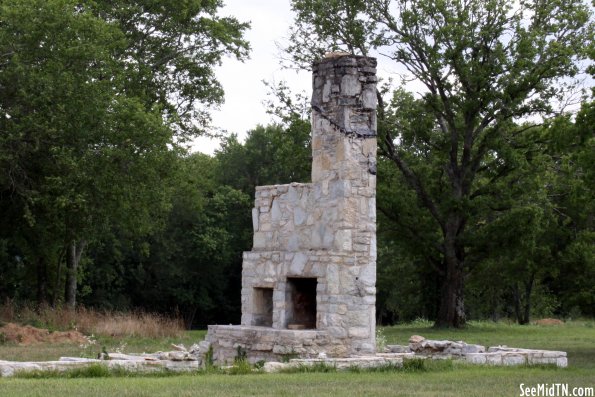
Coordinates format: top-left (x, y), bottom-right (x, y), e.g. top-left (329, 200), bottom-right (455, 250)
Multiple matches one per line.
top-left (285, 278), bottom-right (317, 329)
top-left (252, 287), bottom-right (273, 327)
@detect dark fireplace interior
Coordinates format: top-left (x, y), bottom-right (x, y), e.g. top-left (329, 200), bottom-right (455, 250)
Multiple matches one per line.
top-left (252, 287), bottom-right (273, 327)
top-left (286, 277), bottom-right (317, 329)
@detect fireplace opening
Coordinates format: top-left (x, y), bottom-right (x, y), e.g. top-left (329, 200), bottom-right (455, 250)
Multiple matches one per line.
top-left (286, 277), bottom-right (317, 329)
top-left (252, 287), bottom-right (273, 327)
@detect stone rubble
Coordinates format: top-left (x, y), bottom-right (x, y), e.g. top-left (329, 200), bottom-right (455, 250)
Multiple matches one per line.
top-left (0, 348), bottom-right (201, 377)
top-left (0, 335), bottom-right (568, 376)
top-left (408, 334), bottom-right (486, 355)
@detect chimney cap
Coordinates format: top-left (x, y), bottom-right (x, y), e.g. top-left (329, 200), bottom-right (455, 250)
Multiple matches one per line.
top-left (324, 51), bottom-right (351, 58)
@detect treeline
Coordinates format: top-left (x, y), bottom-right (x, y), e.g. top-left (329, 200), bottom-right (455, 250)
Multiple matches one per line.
top-left (2, 102), bottom-right (593, 327)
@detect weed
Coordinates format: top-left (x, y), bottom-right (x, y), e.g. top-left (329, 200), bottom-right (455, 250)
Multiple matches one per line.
top-left (204, 345), bottom-right (214, 369)
top-left (228, 359), bottom-right (253, 375)
top-left (15, 364), bottom-right (111, 379)
top-left (281, 362), bottom-right (337, 373)
top-left (0, 300), bottom-right (184, 338)
top-left (0, 332), bottom-right (5, 345)
top-left (280, 350), bottom-right (299, 363)
top-left (402, 358), bottom-right (427, 372)
top-left (375, 327), bottom-right (387, 352)
top-left (234, 345), bottom-right (247, 364)
top-left (254, 360), bottom-right (266, 370)
top-left (227, 345), bottom-right (253, 375)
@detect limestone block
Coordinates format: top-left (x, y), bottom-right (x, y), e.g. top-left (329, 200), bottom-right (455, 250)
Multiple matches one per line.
top-left (253, 232), bottom-right (267, 249)
top-left (287, 234), bottom-right (300, 251)
top-left (271, 198), bottom-right (281, 223)
top-left (461, 344), bottom-right (486, 354)
top-left (346, 311), bottom-right (369, 328)
top-left (294, 206), bottom-right (307, 226)
top-left (387, 345), bottom-right (411, 354)
top-left (464, 353), bottom-right (487, 364)
top-left (359, 343), bottom-right (375, 353)
top-left (486, 354), bottom-right (503, 365)
top-left (322, 81), bottom-right (331, 102)
top-left (289, 252), bottom-right (308, 275)
top-left (252, 343), bottom-right (274, 351)
top-left (263, 361), bottom-right (290, 373)
top-left (362, 86), bottom-right (377, 109)
top-left (502, 354), bottom-right (526, 366)
top-left (326, 265), bottom-right (339, 295)
top-left (334, 229), bottom-right (353, 251)
top-left (252, 208), bottom-right (259, 231)
top-left (330, 180), bottom-right (350, 199)
top-left (341, 74), bottom-right (361, 96)
top-left (348, 327), bottom-right (369, 339)
top-left (362, 295), bottom-right (376, 305)
top-left (357, 265), bottom-right (376, 287)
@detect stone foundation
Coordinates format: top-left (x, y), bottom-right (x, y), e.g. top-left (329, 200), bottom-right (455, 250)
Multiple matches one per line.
top-left (206, 325), bottom-right (333, 364)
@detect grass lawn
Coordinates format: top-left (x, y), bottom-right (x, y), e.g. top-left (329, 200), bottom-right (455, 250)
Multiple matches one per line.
top-left (0, 321), bottom-right (593, 397)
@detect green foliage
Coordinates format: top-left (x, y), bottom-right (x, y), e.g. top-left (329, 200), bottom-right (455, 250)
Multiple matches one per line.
top-left (228, 346), bottom-right (252, 375)
top-left (281, 363), bottom-right (337, 373)
top-left (15, 364), bottom-right (111, 379)
top-left (288, 0), bottom-right (592, 327)
top-left (402, 358), bottom-right (427, 373)
top-left (234, 345), bottom-right (247, 364)
top-left (216, 123), bottom-right (311, 196)
top-left (279, 350), bottom-right (300, 363)
top-left (90, 0), bottom-right (250, 136)
top-left (0, 0), bottom-right (250, 311)
top-left (205, 345), bottom-right (215, 369)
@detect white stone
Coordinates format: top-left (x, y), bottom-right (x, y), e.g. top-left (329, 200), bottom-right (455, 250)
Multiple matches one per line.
top-left (289, 252), bottom-right (308, 275)
top-left (294, 206), bottom-right (307, 226)
top-left (334, 229), bottom-right (352, 251)
top-left (348, 327), bottom-right (369, 339)
top-left (342, 74), bottom-right (361, 96)
top-left (252, 208), bottom-right (259, 231)
top-left (253, 232), bottom-right (267, 249)
top-left (362, 87), bottom-right (377, 109)
top-left (271, 198), bottom-right (281, 223)
top-left (263, 361), bottom-right (290, 373)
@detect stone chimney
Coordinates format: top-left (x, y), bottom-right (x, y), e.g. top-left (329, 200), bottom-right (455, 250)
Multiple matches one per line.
top-left (206, 55), bottom-right (378, 362)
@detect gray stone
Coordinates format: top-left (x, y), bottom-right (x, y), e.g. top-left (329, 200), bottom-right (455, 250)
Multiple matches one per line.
top-left (341, 74), bottom-right (361, 96)
top-left (387, 345), bottom-right (411, 353)
top-left (271, 198), bottom-right (281, 223)
top-left (362, 87), bottom-right (377, 109)
top-left (252, 208), bottom-right (259, 231)
top-left (294, 206), bottom-right (307, 226)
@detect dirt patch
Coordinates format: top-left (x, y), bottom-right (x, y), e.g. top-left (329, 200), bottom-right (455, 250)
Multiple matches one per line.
top-left (534, 318), bottom-right (564, 326)
top-left (0, 323), bottom-right (88, 345)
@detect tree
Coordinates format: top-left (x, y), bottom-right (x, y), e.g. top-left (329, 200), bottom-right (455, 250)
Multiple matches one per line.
top-left (215, 122), bottom-right (311, 195)
top-left (91, 0), bottom-right (250, 137)
top-left (287, 0), bottom-right (592, 327)
top-left (0, 0), bottom-right (205, 308)
top-left (0, 0), bottom-right (251, 308)
top-left (83, 154), bottom-right (253, 327)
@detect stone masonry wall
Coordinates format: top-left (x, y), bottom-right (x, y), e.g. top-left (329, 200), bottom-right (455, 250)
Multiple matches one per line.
top-left (207, 54), bottom-right (378, 363)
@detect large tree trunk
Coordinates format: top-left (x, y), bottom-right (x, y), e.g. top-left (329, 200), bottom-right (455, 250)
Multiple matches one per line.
top-left (36, 256), bottom-right (49, 305)
top-left (435, 216), bottom-right (466, 328)
top-left (64, 240), bottom-right (86, 310)
top-left (514, 274), bottom-right (535, 325)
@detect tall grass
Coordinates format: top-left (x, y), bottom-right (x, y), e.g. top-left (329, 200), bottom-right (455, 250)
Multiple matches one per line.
top-left (0, 299), bottom-right (184, 338)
